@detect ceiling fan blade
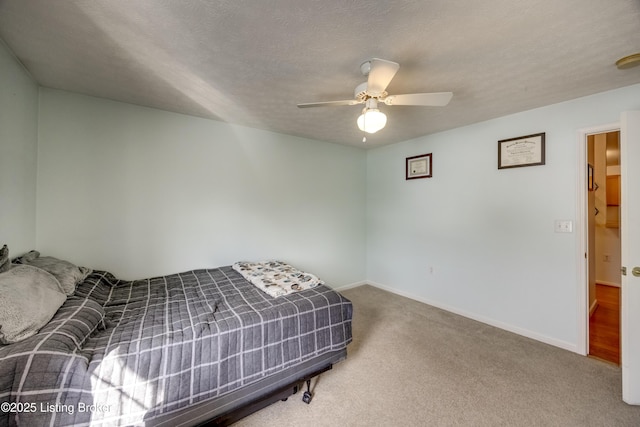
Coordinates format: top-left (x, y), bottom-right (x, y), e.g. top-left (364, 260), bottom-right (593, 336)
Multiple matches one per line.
top-left (383, 92), bottom-right (453, 107)
top-left (297, 99), bottom-right (361, 108)
top-left (366, 58), bottom-right (400, 97)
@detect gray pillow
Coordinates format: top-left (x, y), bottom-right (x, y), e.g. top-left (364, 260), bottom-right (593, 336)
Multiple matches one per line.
top-left (0, 245), bottom-right (9, 273)
top-left (0, 265), bottom-right (67, 344)
top-left (17, 251), bottom-right (92, 296)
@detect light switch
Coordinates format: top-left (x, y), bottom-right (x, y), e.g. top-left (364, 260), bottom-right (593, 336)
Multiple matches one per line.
top-left (554, 220), bottom-right (573, 233)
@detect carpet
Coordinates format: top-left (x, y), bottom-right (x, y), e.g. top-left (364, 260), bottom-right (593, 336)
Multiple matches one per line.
top-left (235, 285), bottom-right (640, 426)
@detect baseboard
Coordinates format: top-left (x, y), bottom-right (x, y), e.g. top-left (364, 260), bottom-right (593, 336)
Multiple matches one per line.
top-left (332, 280), bottom-right (368, 291)
top-left (589, 299), bottom-right (599, 317)
top-left (596, 281), bottom-right (620, 288)
top-left (358, 281), bottom-right (579, 354)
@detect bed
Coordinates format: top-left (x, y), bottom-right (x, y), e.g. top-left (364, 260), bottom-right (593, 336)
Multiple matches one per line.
top-left (0, 253), bottom-right (353, 426)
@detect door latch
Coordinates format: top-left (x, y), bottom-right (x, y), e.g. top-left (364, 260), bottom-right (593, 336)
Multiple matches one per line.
top-left (622, 266), bottom-right (627, 276)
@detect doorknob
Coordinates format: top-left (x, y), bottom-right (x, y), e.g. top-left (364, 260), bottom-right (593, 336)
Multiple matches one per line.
top-left (633, 267), bottom-right (640, 277)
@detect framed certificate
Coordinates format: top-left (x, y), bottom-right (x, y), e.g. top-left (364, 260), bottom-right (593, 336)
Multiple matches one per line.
top-left (406, 153), bottom-right (432, 180)
top-left (498, 132), bottom-right (545, 169)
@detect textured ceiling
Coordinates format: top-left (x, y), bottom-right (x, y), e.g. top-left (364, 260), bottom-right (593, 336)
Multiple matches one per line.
top-left (1, 0), bottom-right (639, 148)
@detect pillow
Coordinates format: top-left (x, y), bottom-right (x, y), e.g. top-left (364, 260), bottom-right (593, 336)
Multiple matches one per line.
top-left (15, 250), bottom-right (92, 296)
top-left (0, 265), bottom-right (67, 344)
top-left (0, 245), bottom-right (10, 273)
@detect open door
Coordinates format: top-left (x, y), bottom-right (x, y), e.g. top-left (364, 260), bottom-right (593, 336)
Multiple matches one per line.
top-left (621, 111), bottom-right (640, 404)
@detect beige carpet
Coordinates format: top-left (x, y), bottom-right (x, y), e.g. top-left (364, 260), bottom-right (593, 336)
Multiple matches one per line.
top-left (235, 285), bottom-right (640, 426)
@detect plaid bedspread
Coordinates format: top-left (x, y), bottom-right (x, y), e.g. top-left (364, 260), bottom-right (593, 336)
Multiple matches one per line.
top-left (0, 266), bottom-right (353, 426)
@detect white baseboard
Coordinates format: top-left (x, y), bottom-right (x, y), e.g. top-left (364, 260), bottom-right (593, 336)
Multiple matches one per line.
top-left (349, 280), bottom-right (579, 354)
top-left (332, 280), bottom-right (368, 291)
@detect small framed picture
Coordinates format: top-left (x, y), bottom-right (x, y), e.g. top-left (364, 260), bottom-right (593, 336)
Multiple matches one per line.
top-left (406, 153), bottom-right (432, 180)
top-left (498, 132), bottom-right (545, 169)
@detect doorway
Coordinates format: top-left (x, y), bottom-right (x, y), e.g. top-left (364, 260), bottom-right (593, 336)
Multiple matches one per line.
top-left (586, 130), bottom-right (621, 365)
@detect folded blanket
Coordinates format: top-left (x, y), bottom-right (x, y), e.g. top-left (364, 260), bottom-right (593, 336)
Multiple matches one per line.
top-left (232, 260), bottom-right (323, 297)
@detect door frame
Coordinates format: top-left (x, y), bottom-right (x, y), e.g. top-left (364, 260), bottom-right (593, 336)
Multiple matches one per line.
top-left (576, 122), bottom-right (620, 355)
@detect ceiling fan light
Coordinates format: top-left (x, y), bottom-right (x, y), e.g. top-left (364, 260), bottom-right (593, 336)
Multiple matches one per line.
top-left (357, 109), bottom-right (387, 133)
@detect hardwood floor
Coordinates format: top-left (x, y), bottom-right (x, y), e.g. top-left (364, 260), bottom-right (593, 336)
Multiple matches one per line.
top-left (589, 284), bottom-right (620, 365)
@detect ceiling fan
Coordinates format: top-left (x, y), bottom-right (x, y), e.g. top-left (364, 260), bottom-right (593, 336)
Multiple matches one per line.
top-left (297, 58), bottom-right (453, 138)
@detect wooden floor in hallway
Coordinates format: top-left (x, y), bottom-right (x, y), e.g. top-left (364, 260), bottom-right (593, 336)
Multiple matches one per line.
top-left (589, 283), bottom-right (620, 365)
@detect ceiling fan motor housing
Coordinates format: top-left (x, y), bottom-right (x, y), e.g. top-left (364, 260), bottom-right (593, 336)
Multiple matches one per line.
top-left (354, 82), bottom-right (368, 100)
top-left (354, 81), bottom-right (387, 102)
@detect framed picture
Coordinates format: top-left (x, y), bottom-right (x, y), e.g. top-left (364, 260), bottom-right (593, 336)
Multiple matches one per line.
top-left (406, 153), bottom-right (432, 180)
top-left (498, 132), bottom-right (545, 169)
top-left (588, 163), bottom-right (594, 191)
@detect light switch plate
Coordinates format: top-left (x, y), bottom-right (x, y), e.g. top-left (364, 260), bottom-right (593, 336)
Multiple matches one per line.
top-left (554, 220), bottom-right (573, 233)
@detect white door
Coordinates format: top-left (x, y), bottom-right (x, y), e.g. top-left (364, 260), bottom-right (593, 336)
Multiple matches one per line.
top-left (621, 111), bottom-right (640, 404)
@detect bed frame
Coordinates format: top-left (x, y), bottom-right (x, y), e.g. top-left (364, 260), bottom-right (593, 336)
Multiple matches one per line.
top-left (148, 348), bottom-right (346, 426)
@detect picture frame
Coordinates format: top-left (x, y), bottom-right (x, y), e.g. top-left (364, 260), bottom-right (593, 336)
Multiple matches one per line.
top-left (406, 153), bottom-right (432, 180)
top-left (498, 132), bottom-right (545, 169)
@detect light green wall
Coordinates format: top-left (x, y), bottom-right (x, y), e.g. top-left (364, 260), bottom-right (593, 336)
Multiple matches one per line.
top-left (366, 83), bottom-right (640, 351)
top-left (0, 40), bottom-right (38, 255)
top-left (36, 89), bottom-right (366, 285)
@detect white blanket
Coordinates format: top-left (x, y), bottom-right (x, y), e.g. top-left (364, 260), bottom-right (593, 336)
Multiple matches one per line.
top-left (232, 261), bottom-right (323, 297)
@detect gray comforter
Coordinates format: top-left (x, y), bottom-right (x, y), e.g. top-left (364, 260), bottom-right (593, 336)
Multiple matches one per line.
top-left (0, 266), bottom-right (353, 426)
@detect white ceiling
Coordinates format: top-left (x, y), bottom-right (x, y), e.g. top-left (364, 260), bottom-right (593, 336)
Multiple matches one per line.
top-left (1, 0), bottom-right (639, 148)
